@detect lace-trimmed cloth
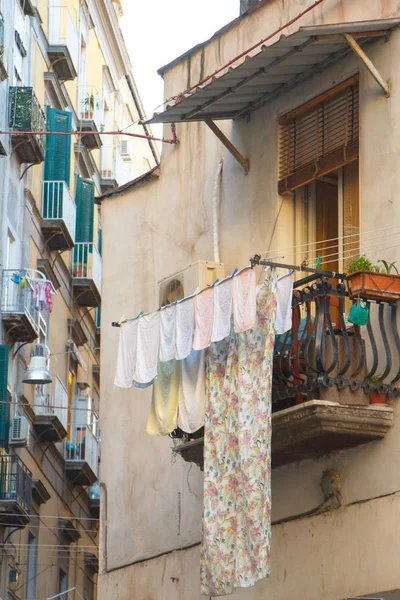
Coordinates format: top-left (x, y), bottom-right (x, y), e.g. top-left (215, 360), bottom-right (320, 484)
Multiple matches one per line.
top-left (193, 287), bottom-right (214, 351)
top-left (175, 297), bottom-right (195, 360)
top-left (211, 277), bottom-right (233, 342)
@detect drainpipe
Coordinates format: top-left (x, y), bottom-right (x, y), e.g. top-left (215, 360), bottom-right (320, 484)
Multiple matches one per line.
top-left (100, 481), bottom-right (108, 573)
top-left (212, 160), bottom-right (223, 264)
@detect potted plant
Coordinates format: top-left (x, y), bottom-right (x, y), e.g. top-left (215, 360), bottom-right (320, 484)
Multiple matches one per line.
top-left (368, 375), bottom-right (387, 404)
top-left (347, 255), bottom-right (400, 301)
top-left (81, 92), bottom-right (100, 119)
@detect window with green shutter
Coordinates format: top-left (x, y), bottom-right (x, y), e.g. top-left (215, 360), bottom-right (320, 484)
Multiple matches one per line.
top-left (44, 107), bottom-right (72, 185)
top-left (0, 345), bottom-right (10, 452)
top-left (75, 176), bottom-right (95, 244)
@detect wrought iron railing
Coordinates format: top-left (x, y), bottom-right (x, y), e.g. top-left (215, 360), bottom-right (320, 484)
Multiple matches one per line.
top-left (0, 455), bottom-right (32, 513)
top-left (33, 375), bottom-right (69, 430)
top-left (48, 5), bottom-right (79, 71)
top-left (65, 425), bottom-right (99, 477)
top-left (42, 180), bottom-right (76, 242)
top-left (273, 276), bottom-right (400, 411)
top-left (1, 269), bottom-right (39, 334)
top-left (72, 243), bottom-right (102, 293)
top-left (9, 87), bottom-right (46, 154)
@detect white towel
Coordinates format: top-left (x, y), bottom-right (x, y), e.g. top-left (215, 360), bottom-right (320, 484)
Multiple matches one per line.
top-left (114, 320), bottom-right (138, 388)
top-left (175, 297), bottom-right (195, 360)
top-left (134, 312), bottom-right (161, 384)
top-left (211, 278), bottom-right (233, 342)
top-left (178, 350), bottom-right (206, 433)
top-left (147, 360), bottom-right (180, 436)
top-left (193, 287), bottom-right (214, 351)
top-left (232, 267), bottom-right (257, 333)
top-left (276, 272), bottom-right (294, 334)
top-left (160, 304), bottom-right (176, 362)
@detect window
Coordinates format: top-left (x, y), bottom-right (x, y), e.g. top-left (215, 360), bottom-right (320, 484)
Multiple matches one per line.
top-left (25, 531), bottom-right (38, 600)
top-left (278, 77), bottom-right (359, 195)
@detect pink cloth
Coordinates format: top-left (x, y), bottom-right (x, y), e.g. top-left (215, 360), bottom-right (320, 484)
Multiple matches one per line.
top-left (193, 287), bottom-right (214, 351)
top-left (232, 267), bottom-right (257, 333)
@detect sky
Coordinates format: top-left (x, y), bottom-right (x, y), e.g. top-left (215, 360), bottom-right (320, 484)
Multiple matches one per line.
top-left (119, 0), bottom-right (238, 122)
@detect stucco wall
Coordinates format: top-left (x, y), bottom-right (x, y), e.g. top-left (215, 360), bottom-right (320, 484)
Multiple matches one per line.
top-left (99, 1), bottom-right (400, 598)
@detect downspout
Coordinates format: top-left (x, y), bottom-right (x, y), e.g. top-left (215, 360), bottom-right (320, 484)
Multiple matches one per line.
top-left (100, 481), bottom-right (108, 573)
top-left (212, 160), bottom-right (223, 264)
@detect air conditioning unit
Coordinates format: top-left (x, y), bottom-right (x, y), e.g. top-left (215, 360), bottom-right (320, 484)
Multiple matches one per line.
top-left (120, 139), bottom-right (131, 160)
top-left (9, 416), bottom-right (29, 446)
top-left (157, 260), bottom-right (224, 307)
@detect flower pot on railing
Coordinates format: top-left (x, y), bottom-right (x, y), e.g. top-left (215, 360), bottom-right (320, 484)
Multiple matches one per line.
top-left (347, 271), bottom-right (400, 302)
top-left (370, 389), bottom-right (387, 404)
top-left (82, 111), bottom-right (94, 119)
top-left (73, 263), bottom-right (88, 278)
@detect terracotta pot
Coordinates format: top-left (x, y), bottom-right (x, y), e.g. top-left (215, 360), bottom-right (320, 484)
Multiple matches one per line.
top-left (370, 390), bottom-right (387, 404)
top-left (82, 111), bottom-right (94, 119)
top-left (347, 271), bottom-right (400, 301)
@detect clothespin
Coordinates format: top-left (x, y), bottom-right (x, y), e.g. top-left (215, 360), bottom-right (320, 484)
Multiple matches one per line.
top-left (316, 255), bottom-right (322, 268)
top-left (135, 310), bottom-right (144, 319)
top-left (211, 279), bottom-right (220, 287)
top-left (231, 268), bottom-right (239, 277)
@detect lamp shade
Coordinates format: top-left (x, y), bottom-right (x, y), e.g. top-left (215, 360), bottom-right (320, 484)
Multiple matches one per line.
top-left (22, 344), bottom-right (52, 385)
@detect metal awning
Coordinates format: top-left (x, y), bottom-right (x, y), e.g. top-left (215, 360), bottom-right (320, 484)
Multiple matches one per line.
top-left (148, 19), bottom-right (400, 124)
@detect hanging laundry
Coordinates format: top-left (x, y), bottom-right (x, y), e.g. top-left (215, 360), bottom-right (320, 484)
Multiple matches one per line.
top-left (114, 320), bottom-right (138, 388)
top-left (201, 269), bottom-right (277, 597)
top-left (134, 312), bottom-right (160, 384)
top-left (193, 287), bottom-right (214, 351)
top-left (211, 277), bottom-right (233, 342)
top-left (178, 349), bottom-right (206, 433)
top-left (146, 360), bottom-right (180, 436)
top-left (159, 304), bottom-right (177, 363)
top-left (175, 297), bottom-right (195, 360)
top-left (232, 267), bottom-right (257, 333)
top-left (276, 271), bottom-right (294, 334)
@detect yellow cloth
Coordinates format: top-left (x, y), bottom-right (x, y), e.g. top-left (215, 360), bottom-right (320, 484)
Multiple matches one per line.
top-left (146, 360), bottom-right (180, 436)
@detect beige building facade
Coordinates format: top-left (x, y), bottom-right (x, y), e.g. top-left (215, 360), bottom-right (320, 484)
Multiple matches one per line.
top-left (99, 1), bottom-right (400, 599)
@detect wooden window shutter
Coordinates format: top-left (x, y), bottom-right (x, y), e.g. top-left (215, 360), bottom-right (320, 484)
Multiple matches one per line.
top-left (278, 78), bottom-right (359, 194)
top-left (44, 107), bottom-right (72, 186)
top-left (0, 345), bottom-right (10, 451)
top-left (75, 176), bottom-right (95, 244)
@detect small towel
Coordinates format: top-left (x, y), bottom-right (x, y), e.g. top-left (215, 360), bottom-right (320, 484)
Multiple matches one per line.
top-left (134, 312), bottom-right (161, 384)
top-left (232, 267), bottom-right (257, 333)
top-left (147, 360), bottom-right (180, 436)
top-left (114, 320), bottom-right (138, 388)
top-left (178, 350), bottom-right (206, 433)
top-left (175, 297), bottom-right (195, 360)
top-left (193, 287), bottom-right (214, 351)
top-left (211, 278), bottom-right (233, 342)
top-left (276, 272), bottom-right (294, 334)
top-left (160, 304), bottom-right (176, 362)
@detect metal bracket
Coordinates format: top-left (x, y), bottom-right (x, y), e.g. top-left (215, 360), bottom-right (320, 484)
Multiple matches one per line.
top-left (343, 33), bottom-right (390, 97)
top-left (205, 120), bottom-right (249, 174)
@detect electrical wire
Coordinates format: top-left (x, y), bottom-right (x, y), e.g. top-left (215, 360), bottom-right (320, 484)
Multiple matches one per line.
top-left (0, 513), bottom-right (99, 521)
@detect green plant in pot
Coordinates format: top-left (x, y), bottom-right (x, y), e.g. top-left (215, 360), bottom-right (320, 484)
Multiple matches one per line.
top-left (347, 254), bottom-right (400, 301)
top-left (367, 374), bottom-right (387, 405)
top-left (82, 93), bottom-right (100, 118)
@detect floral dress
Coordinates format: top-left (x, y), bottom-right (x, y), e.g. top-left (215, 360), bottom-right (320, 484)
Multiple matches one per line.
top-left (200, 269), bottom-right (277, 596)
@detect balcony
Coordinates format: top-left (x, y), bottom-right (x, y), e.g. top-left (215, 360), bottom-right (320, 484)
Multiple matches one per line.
top-left (32, 376), bottom-right (68, 442)
top-left (9, 87), bottom-right (45, 164)
top-left (41, 181), bottom-right (76, 250)
top-left (72, 243), bottom-right (102, 307)
top-left (100, 146), bottom-right (125, 192)
top-left (65, 425), bottom-right (99, 486)
top-left (1, 269), bottom-right (39, 342)
top-left (174, 276), bottom-right (397, 470)
top-left (47, 6), bottom-right (78, 80)
top-left (0, 455), bottom-right (32, 526)
top-left (78, 87), bottom-right (103, 150)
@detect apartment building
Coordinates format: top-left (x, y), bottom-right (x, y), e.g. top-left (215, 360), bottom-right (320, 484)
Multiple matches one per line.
top-left (98, 1), bottom-right (400, 599)
top-left (0, 0), bottom-right (157, 598)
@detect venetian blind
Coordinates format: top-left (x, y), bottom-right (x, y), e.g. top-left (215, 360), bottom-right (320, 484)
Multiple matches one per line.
top-left (278, 78), bottom-right (359, 194)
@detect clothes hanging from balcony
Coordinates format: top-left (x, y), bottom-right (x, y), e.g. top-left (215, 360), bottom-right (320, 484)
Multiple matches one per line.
top-left (232, 267), bottom-right (257, 333)
top-left (211, 276), bottom-right (233, 342)
top-left (159, 304), bottom-right (176, 362)
top-left (175, 296), bottom-right (195, 360)
top-left (201, 268), bottom-right (277, 597)
top-left (114, 320), bottom-right (138, 388)
top-left (32, 280), bottom-right (54, 312)
top-left (193, 287), bottom-right (214, 351)
top-left (276, 271), bottom-right (294, 334)
top-left (146, 359), bottom-right (180, 436)
top-left (134, 312), bottom-right (160, 384)
top-left (178, 349), bottom-right (206, 433)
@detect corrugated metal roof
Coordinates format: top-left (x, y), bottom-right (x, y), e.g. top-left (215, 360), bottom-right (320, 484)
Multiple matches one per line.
top-left (147, 19), bottom-right (400, 124)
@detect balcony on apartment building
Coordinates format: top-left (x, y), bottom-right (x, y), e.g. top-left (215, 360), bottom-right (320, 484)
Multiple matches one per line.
top-left (1, 269), bottom-right (39, 342)
top-left (41, 180), bottom-right (76, 250)
top-left (175, 276), bottom-right (397, 470)
top-left (47, 5), bottom-right (79, 80)
top-left (65, 424), bottom-right (99, 486)
top-left (32, 376), bottom-right (69, 443)
top-left (100, 145), bottom-right (125, 192)
top-left (9, 87), bottom-right (45, 164)
top-left (72, 243), bottom-right (102, 308)
top-left (0, 455), bottom-right (32, 526)
top-left (78, 87), bottom-right (103, 150)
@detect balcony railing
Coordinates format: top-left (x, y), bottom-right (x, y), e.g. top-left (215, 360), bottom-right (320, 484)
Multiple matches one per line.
top-left (34, 376), bottom-right (69, 431)
top-left (79, 86), bottom-right (103, 131)
top-left (72, 243), bottom-right (102, 293)
top-left (0, 455), bottom-right (32, 519)
top-left (42, 181), bottom-right (76, 249)
top-left (9, 87), bottom-right (46, 162)
top-left (65, 424), bottom-right (99, 478)
top-left (1, 269), bottom-right (39, 341)
top-left (48, 6), bottom-right (79, 79)
top-left (100, 146), bottom-right (125, 188)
